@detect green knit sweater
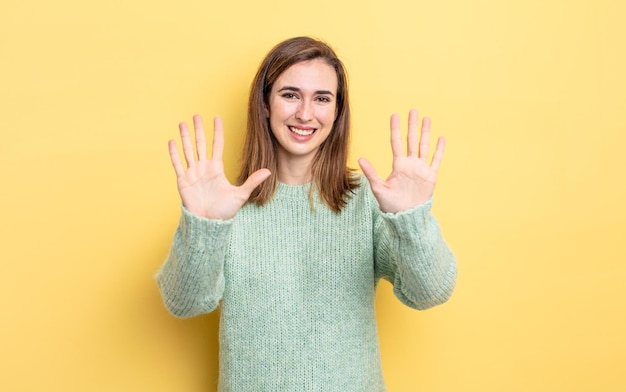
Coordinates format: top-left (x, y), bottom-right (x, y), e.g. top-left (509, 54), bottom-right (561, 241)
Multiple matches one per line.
top-left (156, 177), bottom-right (457, 391)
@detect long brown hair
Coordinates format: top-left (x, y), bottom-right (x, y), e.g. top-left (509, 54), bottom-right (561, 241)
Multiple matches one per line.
top-left (237, 36), bottom-right (359, 213)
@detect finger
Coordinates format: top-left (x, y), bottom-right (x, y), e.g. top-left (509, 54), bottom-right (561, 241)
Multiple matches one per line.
top-left (389, 113), bottom-right (403, 158)
top-left (406, 109), bottom-right (419, 156)
top-left (212, 116), bottom-right (224, 161)
top-left (193, 115), bottom-right (207, 160)
top-left (239, 168), bottom-right (271, 197)
top-left (418, 116), bottom-right (432, 160)
top-left (357, 158), bottom-right (382, 187)
top-left (168, 139), bottom-right (185, 177)
top-left (430, 136), bottom-right (445, 172)
top-left (179, 121), bottom-right (196, 167)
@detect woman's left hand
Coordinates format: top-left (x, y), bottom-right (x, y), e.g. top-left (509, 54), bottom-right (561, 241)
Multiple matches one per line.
top-left (358, 109), bottom-right (445, 213)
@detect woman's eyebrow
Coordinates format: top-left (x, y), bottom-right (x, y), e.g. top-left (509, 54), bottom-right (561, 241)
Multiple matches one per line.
top-left (277, 86), bottom-right (335, 96)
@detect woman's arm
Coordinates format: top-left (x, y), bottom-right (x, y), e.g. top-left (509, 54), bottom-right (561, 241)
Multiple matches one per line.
top-left (156, 208), bottom-right (232, 318)
top-left (361, 109), bottom-right (457, 309)
top-left (156, 114), bottom-right (269, 317)
top-left (373, 199), bottom-right (457, 310)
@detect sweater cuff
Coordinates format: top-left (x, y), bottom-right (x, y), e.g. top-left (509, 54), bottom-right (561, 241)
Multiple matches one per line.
top-left (381, 198), bottom-right (433, 220)
top-left (379, 198), bottom-right (438, 240)
top-left (179, 205), bottom-right (233, 249)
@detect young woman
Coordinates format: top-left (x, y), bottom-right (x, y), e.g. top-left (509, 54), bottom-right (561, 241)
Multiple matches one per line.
top-left (157, 36), bottom-right (457, 391)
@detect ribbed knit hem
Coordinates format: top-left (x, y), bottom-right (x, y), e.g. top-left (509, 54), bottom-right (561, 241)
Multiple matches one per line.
top-left (180, 205), bottom-right (233, 248)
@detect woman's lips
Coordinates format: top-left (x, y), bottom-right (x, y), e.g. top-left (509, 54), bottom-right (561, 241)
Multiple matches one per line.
top-left (288, 126), bottom-right (316, 136)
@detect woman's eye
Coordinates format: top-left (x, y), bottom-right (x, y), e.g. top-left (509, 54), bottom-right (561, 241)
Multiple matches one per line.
top-left (282, 93), bottom-right (298, 99)
top-left (316, 96), bottom-right (331, 103)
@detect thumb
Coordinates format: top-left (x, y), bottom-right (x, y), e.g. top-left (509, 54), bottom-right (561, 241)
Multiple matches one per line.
top-left (358, 158), bottom-right (380, 187)
top-left (239, 168), bottom-right (271, 196)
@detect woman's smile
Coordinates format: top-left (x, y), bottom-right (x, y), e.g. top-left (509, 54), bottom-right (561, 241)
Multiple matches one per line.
top-left (288, 125), bottom-right (316, 137)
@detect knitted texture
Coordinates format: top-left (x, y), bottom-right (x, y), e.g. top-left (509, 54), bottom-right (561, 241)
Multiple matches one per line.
top-left (156, 177), bottom-right (457, 391)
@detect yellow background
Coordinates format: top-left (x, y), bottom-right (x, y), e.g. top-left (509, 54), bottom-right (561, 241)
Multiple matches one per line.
top-left (1, 0), bottom-right (624, 390)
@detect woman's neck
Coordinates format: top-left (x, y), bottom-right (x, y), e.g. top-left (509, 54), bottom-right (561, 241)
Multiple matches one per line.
top-left (276, 153), bottom-right (314, 185)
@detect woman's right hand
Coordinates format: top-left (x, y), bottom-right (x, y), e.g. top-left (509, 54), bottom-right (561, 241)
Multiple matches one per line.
top-left (168, 115), bottom-right (271, 220)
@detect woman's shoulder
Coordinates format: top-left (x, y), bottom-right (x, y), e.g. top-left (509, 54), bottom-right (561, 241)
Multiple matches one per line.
top-left (353, 173), bottom-right (374, 197)
top-left (344, 173), bottom-right (377, 211)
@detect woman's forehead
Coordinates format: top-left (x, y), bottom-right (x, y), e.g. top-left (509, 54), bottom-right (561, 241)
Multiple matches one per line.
top-left (273, 59), bottom-right (338, 93)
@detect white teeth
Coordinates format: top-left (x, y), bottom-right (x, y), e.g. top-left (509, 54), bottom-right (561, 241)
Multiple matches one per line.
top-left (289, 126), bottom-right (315, 136)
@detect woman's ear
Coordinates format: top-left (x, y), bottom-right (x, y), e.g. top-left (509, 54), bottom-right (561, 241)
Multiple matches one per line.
top-left (264, 105), bottom-right (270, 118)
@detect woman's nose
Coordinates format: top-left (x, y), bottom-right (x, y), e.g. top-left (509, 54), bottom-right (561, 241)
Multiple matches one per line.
top-left (295, 100), bottom-right (313, 121)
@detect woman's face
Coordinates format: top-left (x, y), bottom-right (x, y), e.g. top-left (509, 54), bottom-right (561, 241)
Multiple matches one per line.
top-left (266, 59), bottom-right (338, 165)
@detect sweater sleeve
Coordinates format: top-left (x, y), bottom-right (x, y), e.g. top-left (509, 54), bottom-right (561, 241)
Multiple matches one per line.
top-left (373, 198), bottom-right (457, 310)
top-left (155, 206), bottom-right (232, 318)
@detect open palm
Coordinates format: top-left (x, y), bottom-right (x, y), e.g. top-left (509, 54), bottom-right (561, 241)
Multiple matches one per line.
top-left (358, 109), bottom-right (445, 213)
top-left (168, 115), bottom-right (270, 220)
